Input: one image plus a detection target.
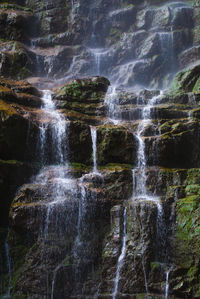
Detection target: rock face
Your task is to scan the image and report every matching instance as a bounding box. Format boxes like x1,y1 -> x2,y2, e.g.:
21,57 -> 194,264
0,0 -> 200,299
0,0 -> 198,87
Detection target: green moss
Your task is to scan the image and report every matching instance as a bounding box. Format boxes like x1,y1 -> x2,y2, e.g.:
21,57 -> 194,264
120,3 -> 134,9
100,163 -> 133,171
70,162 -> 89,170
170,65 -> 200,93
185,184 -> 200,196
0,159 -> 22,165
108,28 -> 122,44
150,261 -> 161,270
176,195 -> 200,265
0,3 -> 32,11
193,77 -> 200,93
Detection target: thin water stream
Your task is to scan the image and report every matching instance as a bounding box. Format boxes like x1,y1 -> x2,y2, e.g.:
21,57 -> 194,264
112,207 -> 127,299
90,126 -> 98,173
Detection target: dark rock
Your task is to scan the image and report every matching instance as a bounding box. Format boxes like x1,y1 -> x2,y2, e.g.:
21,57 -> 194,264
68,121 -> 92,165
0,7 -> 36,43
146,120 -> 200,168
97,124 -> 138,166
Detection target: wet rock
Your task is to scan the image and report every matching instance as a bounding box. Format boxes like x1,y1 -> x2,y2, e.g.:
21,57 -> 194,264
136,33 -> 161,59
97,124 -> 138,166
179,45 -> 200,69
171,168 -> 200,298
171,5 -> 193,29
0,6 -> 36,43
54,76 -> 110,99
151,5 -> 171,29
53,76 -> 110,124
0,160 -> 38,227
0,85 -> 42,108
0,41 -> 34,79
170,64 -> 200,93
0,111 -> 40,162
146,120 -> 200,168
68,121 -> 92,165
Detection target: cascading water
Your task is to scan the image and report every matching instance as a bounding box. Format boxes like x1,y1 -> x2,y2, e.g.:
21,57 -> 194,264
104,86 -> 120,124
2,0 -> 197,297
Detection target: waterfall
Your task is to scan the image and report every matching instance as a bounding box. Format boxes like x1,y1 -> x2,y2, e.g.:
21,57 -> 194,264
90,126 -> 98,173
133,93 -> 162,198
34,90 -> 73,296
165,270 -> 170,299
105,86 -> 120,124
41,90 -> 68,165
112,207 -> 127,299
2,0 -> 197,297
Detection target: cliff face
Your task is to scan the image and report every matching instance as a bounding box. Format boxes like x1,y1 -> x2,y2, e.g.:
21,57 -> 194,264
1,0 -> 200,298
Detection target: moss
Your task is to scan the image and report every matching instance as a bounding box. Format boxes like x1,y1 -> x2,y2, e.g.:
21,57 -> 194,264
0,3 -> 32,12
108,28 -> 122,44
120,3 -> 134,9
0,159 -> 22,165
150,261 -> 161,270
100,163 -> 133,171
193,77 -> 200,93
55,77 -> 110,99
0,99 -> 17,120
176,190 -> 200,267
70,162 -> 90,170
170,65 -> 200,94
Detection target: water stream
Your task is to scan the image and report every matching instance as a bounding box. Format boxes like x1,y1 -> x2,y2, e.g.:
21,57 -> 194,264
112,207 -> 127,299
165,269 -> 170,299
90,126 -> 98,173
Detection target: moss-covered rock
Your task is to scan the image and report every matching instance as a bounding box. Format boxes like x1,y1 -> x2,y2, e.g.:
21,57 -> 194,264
172,169 -> 200,297
170,64 -> 200,94
54,76 -> 110,101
